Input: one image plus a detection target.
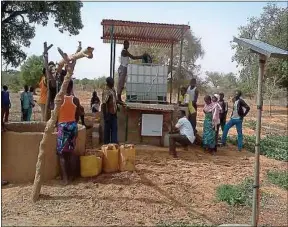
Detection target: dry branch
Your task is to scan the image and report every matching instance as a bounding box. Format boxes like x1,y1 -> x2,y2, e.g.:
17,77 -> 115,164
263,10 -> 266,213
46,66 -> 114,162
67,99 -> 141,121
32,44 -> 94,202
56,45 -> 93,73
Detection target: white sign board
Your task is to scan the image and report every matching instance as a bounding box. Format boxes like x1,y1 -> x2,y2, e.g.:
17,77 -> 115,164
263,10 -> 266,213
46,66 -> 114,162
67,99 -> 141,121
141,114 -> 163,136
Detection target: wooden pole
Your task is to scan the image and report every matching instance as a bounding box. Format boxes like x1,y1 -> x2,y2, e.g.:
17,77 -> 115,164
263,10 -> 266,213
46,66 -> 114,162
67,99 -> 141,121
113,39 -> 116,79
32,45 -> 94,202
43,42 -> 53,121
251,54 -> 266,227
169,43 -> 174,104
110,25 -> 114,78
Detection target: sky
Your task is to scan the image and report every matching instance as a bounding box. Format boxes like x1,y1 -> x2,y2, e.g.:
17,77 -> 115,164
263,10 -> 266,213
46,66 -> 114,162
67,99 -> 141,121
20,1 -> 287,80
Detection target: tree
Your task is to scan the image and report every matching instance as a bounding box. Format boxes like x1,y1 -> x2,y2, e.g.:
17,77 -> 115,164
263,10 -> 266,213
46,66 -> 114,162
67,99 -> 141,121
263,74 -> 285,116
231,3 -> 288,92
205,71 -> 223,88
1,1 -> 83,67
20,55 -> 43,88
1,69 -> 23,92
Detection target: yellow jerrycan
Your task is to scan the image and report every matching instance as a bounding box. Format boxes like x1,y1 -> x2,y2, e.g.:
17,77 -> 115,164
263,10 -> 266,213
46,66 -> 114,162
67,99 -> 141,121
101,144 -> 119,173
119,144 -> 136,172
80,155 -> 102,177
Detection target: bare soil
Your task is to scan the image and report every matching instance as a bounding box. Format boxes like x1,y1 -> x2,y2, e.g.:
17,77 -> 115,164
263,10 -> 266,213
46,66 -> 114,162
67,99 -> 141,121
2,90 -> 287,226
2,144 -> 287,226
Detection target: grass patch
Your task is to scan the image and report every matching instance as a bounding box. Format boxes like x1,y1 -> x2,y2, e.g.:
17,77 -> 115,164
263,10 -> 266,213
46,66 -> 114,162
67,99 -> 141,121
227,135 -> 288,161
267,170 -> 288,190
216,178 -> 268,207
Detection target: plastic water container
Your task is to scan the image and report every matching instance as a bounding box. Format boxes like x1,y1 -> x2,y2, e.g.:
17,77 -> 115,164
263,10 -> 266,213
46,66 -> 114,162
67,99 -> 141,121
80,155 -> 102,177
119,144 -> 136,172
101,144 -> 119,173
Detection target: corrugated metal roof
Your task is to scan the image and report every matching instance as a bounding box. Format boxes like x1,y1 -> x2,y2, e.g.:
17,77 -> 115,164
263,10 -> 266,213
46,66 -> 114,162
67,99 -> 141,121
233,37 -> 288,59
126,102 -> 175,112
101,19 -> 190,48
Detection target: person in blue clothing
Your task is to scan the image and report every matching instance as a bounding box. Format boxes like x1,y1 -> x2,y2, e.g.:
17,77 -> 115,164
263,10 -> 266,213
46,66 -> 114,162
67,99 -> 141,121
27,86 -> 35,121
1,85 -> 11,126
221,90 -> 250,152
20,85 -> 30,121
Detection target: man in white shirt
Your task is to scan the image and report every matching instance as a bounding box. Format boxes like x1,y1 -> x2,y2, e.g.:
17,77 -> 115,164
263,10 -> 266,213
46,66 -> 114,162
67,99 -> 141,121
117,40 -> 144,104
169,110 -> 195,158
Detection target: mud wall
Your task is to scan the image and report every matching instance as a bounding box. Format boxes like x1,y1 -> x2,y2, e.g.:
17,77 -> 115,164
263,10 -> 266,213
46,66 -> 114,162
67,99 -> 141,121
99,106 -> 176,146
1,122 -> 86,183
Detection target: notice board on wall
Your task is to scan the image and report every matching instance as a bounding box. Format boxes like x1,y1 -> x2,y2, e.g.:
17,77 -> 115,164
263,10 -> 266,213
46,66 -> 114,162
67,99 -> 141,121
141,114 -> 163,136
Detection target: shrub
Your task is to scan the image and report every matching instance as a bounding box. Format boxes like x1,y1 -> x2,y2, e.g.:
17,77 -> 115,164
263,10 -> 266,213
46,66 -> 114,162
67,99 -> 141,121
216,184 -> 245,206
267,170 -> 288,190
216,178 -> 266,207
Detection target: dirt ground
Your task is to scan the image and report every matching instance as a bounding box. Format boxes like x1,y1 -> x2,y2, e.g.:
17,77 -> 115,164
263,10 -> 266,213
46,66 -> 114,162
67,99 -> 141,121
2,90 -> 287,226
2,144 -> 287,226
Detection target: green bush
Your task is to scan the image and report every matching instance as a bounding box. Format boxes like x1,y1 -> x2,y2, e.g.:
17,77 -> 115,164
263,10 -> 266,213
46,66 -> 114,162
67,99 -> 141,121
267,170 -> 288,190
216,178 -> 264,207
216,184 -> 244,206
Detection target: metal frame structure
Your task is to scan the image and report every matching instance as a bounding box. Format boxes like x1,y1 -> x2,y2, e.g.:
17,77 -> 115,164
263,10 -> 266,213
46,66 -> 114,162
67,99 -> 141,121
233,37 -> 288,227
101,19 -> 190,104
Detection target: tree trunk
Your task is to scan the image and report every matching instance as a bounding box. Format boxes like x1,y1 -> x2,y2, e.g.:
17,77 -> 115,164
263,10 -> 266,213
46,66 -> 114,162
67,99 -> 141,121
32,46 -> 94,202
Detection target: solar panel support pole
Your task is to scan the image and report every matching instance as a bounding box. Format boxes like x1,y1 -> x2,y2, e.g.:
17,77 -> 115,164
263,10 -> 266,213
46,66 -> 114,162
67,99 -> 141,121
252,54 -> 266,227
112,39 -> 116,79
110,25 -> 114,78
169,43 -> 174,104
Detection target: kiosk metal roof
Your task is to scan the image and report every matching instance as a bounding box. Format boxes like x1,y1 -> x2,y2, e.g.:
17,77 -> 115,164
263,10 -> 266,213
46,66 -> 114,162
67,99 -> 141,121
233,37 -> 288,59
101,19 -> 190,48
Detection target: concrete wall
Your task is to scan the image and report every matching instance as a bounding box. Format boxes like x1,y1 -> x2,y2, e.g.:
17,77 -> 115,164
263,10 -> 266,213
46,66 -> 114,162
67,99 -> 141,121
1,122 -> 86,183
100,106 -> 176,146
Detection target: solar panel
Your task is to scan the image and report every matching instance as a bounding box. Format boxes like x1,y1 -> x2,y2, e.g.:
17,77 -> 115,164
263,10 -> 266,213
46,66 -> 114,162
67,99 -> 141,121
233,37 -> 288,59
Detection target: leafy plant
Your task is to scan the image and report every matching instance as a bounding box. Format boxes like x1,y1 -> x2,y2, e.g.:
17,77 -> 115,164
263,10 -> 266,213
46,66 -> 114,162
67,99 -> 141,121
227,135 -> 288,161
216,184 -> 244,206
216,178 -> 267,207
267,170 -> 288,190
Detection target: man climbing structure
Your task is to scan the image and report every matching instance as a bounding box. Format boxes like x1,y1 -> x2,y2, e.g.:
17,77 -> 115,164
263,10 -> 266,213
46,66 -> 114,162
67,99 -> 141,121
117,40 -> 145,104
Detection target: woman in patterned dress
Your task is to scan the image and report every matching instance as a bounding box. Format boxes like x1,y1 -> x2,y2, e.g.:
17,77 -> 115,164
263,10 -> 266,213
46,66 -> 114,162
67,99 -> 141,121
202,95 -> 222,153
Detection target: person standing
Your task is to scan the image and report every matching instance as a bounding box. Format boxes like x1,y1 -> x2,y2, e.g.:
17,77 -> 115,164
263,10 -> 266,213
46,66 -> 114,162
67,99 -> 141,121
169,110 -> 195,158
91,91 -> 100,113
218,92 -> 228,132
27,86 -> 35,121
179,86 -> 196,120
102,77 -> 118,144
202,95 -> 222,153
1,85 -> 11,125
186,78 -> 199,134
117,40 -> 144,103
57,80 -> 81,185
38,68 -> 47,121
221,90 -> 250,152
20,85 -> 30,121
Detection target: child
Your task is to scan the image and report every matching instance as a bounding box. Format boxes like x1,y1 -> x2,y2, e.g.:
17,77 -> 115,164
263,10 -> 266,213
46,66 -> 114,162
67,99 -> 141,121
27,86 -> 35,121
90,91 -> 100,113
20,85 -> 30,121
1,85 -> 11,126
